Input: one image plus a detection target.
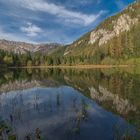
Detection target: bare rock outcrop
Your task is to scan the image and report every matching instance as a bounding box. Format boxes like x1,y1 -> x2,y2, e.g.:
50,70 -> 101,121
89,14 -> 138,46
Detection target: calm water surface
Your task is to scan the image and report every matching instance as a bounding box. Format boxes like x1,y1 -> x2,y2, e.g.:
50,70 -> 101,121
0,68 -> 140,140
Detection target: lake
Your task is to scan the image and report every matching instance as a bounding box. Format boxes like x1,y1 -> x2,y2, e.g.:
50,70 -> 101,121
0,68 -> 140,140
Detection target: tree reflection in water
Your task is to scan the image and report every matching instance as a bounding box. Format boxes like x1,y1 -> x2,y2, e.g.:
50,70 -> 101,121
0,68 -> 140,140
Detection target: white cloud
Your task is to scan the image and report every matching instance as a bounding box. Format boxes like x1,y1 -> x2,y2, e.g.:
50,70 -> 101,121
20,22 -> 43,37
0,26 -> 37,43
12,0 -> 105,26
0,23 -> 71,44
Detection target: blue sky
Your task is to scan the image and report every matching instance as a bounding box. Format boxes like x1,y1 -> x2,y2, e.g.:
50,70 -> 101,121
0,0 -> 135,44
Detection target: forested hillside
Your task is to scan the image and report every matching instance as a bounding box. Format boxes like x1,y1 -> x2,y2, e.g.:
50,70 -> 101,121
63,1 -> 140,65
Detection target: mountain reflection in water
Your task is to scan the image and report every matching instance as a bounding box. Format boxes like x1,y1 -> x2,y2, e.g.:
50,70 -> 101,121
0,68 -> 140,140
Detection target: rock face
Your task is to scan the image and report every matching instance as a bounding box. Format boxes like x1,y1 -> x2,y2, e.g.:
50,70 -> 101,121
0,39 -> 61,54
0,39 -> 34,54
89,14 -> 138,46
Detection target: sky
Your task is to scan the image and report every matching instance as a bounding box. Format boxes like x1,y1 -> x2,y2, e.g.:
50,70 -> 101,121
0,0 -> 135,44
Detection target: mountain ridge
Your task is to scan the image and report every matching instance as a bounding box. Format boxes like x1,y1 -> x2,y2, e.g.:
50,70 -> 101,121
0,39 -> 62,54
63,1 -> 140,57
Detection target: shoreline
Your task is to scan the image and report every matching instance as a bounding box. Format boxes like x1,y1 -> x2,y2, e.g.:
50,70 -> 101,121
10,64 -> 130,69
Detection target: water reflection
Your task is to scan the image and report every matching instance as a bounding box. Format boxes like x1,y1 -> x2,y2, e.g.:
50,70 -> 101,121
0,68 -> 140,140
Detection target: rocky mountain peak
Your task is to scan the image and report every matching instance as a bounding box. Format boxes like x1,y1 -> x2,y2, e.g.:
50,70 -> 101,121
0,39 -> 61,54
